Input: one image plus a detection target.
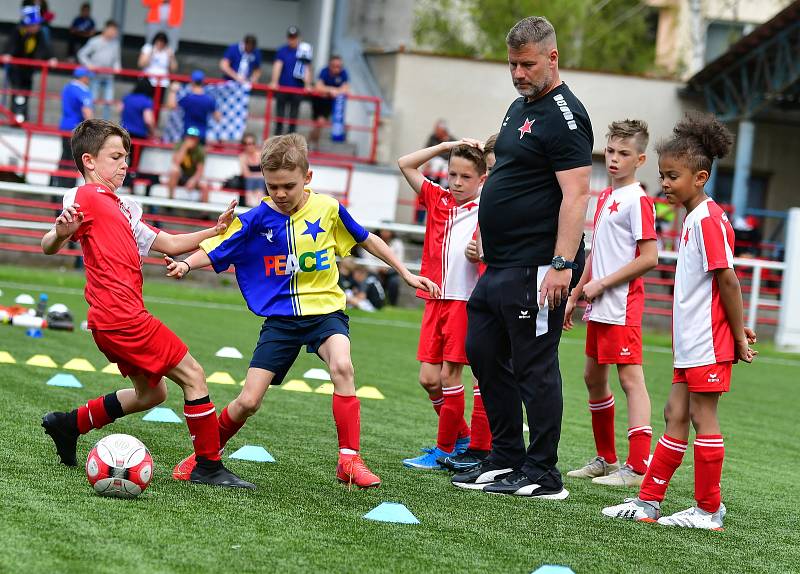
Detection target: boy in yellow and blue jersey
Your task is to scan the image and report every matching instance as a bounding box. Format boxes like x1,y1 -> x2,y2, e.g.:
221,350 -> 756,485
166,133 -> 440,488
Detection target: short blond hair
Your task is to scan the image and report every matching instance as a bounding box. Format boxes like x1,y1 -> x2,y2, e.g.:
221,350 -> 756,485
607,119 -> 649,153
260,133 -> 309,173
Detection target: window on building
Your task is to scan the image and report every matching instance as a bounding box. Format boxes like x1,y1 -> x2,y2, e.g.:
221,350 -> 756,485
705,20 -> 756,63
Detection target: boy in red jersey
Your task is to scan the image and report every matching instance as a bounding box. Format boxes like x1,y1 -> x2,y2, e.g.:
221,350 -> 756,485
564,120 -> 658,487
603,112 -> 757,529
441,134 -> 497,472
40,119 -> 253,489
398,138 -> 486,469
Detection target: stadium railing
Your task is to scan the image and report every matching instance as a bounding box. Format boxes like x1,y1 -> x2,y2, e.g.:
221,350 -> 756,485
0,56 -> 381,164
0,181 -> 787,334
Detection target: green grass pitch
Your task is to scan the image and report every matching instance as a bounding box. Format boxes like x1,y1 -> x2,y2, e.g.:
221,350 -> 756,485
0,264 -> 798,574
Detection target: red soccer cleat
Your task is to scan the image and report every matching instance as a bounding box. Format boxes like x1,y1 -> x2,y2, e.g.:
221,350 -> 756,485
172,453 -> 196,481
336,454 -> 381,489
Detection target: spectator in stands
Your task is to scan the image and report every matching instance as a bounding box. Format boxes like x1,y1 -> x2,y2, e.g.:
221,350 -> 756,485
22,0 -> 55,47
309,54 -> 350,148
143,0 -> 183,52
120,78 -> 156,174
220,34 -> 262,85
138,31 -> 177,102
358,228 -> 404,306
2,6 -> 56,123
67,3 -> 95,61
167,70 -> 221,144
338,259 -> 382,312
50,67 -> 94,189
415,119 -> 454,222
425,119 -> 455,159
238,132 -> 265,207
270,26 -> 313,135
167,126 -> 208,202
77,20 -> 122,120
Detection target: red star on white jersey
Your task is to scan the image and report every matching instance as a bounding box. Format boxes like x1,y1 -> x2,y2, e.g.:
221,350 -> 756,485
462,202 -> 478,211
517,117 -> 535,139
608,200 -> 620,214
683,228 -> 690,246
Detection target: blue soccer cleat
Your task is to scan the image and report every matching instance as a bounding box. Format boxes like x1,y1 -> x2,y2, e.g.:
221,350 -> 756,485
403,447 -> 453,470
454,436 -> 471,455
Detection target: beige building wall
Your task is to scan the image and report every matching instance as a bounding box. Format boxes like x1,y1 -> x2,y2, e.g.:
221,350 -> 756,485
648,0 -> 791,77
369,52 -> 695,221
370,51 -> 799,227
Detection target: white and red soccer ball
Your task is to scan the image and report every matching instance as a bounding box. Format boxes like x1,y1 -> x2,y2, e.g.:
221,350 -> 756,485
86,434 -> 153,498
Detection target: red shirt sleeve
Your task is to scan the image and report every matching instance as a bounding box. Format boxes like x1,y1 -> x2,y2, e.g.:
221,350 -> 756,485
419,178 -> 441,211
700,215 -> 734,272
633,195 -> 658,241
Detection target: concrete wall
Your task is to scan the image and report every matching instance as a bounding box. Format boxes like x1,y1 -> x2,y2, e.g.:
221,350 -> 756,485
368,51 -> 698,221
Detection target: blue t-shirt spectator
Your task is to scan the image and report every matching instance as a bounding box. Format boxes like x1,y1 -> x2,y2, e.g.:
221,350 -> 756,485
319,66 -> 349,88
59,81 -> 93,131
275,43 -> 313,88
121,92 -> 154,138
222,42 -> 262,81
179,93 -> 217,140
71,15 -> 95,34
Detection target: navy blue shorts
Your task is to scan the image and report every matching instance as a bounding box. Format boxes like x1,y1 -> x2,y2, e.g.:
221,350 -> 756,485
249,311 -> 350,385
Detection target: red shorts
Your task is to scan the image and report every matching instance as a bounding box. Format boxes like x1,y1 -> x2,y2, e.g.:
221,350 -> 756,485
673,362 -> 732,393
417,299 -> 469,365
92,314 -> 188,386
585,321 -> 643,365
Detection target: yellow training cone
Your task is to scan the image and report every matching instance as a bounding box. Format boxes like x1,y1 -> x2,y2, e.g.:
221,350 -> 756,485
207,371 -> 237,385
282,379 -> 313,393
314,383 -> 335,395
102,363 -> 122,375
0,351 -> 16,364
26,355 -> 58,368
356,386 -> 385,400
63,358 -> 96,372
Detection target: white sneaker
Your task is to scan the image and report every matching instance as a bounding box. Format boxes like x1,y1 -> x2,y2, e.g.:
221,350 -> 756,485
657,504 -> 726,530
601,497 -> 660,522
567,456 -> 619,479
592,464 -> 644,487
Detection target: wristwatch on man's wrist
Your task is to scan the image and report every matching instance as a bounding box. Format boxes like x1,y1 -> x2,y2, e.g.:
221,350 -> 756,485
551,256 -> 578,271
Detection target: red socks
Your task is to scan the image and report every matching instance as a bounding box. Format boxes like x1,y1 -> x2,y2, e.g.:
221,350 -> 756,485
429,393 -> 443,415
332,393 -> 361,452
436,384 -> 466,453
589,395 -> 617,464
626,425 -> 653,474
469,384 -> 491,451
75,393 -> 124,435
218,406 -> 246,449
694,435 -> 724,512
638,434 -> 687,502
184,398 -> 221,462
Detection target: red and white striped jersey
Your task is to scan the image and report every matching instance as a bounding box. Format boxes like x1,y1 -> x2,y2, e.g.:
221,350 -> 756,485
673,199 -> 735,368
417,179 -> 480,300
586,183 -> 656,326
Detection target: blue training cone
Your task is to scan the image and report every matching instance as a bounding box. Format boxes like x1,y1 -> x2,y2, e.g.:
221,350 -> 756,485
363,503 -> 419,525
46,373 -> 82,388
531,566 -> 575,574
142,407 -> 182,423
228,445 -> 275,462
26,328 -> 43,338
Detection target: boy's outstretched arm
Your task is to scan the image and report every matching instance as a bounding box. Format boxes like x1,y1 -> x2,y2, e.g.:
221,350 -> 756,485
42,203 -> 84,255
359,233 -> 441,298
164,249 -> 212,279
715,267 -> 758,363
151,200 -> 237,256
397,138 -> 482,194
582,239 -> 658,302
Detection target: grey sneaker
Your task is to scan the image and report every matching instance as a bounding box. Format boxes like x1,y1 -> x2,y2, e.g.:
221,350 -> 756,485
602,497 -> 661,522
657,504 -> 726,530
592,463 -> 644,487
566,456 -> 619,479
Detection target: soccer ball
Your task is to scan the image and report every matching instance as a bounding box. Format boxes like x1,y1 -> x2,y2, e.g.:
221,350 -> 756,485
86,434 -> 153,498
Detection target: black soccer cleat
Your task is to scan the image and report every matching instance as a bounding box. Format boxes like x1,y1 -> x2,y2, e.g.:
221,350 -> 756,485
437,449 -> 489,472
42,411 -> 79,467
451,460 -> 513,490
189,463 -> 256,489
482,470 -> 569,500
